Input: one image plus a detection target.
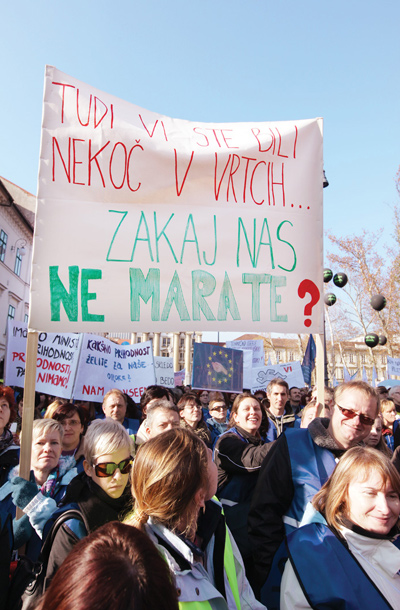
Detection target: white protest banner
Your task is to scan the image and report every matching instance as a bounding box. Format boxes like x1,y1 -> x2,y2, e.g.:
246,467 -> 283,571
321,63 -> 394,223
154,356 -> 174,388
251,361 -> 305,393
5,320 -> 81,399
5,321 -> 27,387
29,66 -> 324,335
72,335 -> 155,401
387,356 -> 400,378
242,349 -> 254,389
227,345 -> 253,389
226,339 -> 265,367
175,370 -> 185,386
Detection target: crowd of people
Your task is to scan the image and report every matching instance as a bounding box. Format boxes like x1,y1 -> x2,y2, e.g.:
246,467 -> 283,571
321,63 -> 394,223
1,377 -> 400,609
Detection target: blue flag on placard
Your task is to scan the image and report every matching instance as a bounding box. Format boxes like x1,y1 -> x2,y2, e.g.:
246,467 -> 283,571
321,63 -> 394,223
301,335 -> 316,385
191,343 -> 243,393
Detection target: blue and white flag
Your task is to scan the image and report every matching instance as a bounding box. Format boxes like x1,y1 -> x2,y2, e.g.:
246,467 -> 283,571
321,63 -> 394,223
301,335 -> 316,385
343,365 -> 358,382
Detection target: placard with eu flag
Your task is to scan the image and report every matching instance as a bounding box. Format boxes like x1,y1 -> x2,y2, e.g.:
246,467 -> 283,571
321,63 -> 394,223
192,343 -> 243,392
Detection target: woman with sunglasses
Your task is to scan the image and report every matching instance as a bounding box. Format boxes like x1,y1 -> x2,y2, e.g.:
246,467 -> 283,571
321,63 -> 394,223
43,418 -> 133,584
206,398 -> 229,447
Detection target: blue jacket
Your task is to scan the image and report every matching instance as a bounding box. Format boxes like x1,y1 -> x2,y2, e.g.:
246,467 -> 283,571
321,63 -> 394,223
285,521 -> 395,609
283,427 -> 336,532
265,407 -> 298,442
248,419 -> 340,606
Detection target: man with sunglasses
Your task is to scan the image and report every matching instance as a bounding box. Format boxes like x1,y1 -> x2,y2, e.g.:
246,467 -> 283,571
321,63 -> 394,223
248,380 -> 379,603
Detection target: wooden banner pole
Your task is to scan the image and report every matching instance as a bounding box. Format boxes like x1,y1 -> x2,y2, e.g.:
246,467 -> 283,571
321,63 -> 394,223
315,333 -> 325,405
16,330 -> 38,520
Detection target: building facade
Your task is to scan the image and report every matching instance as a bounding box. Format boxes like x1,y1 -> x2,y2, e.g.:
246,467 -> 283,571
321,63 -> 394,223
107,331 -> 397,387
0,177 -> 35,377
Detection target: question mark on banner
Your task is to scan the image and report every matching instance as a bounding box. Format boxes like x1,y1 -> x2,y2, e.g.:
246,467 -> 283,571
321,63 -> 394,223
298,280 -> 320,327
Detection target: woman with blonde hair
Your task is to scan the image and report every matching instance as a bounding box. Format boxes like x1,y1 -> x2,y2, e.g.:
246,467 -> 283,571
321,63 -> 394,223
9,419 -> 77,560
281,446 -> 400,609
381,398 -> 397,452
127,427 -> 265,609
43,398 -> 67,420
298,399 -> 331,428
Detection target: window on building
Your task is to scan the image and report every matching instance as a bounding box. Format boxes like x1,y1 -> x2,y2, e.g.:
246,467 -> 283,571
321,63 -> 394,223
180,338 -> 185,347
8,305 -> 16,321
361,354 -> 366,364
349,353 -> 355,364
381,355 -> 386,365
0,230 -> 7,262
24,313 -> 29,323
14,248 -> 22,276
276,351 -> 281,362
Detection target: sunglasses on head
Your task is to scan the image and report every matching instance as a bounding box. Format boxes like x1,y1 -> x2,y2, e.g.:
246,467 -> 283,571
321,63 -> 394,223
93,457 -> 132,478
336,404 -> 375,426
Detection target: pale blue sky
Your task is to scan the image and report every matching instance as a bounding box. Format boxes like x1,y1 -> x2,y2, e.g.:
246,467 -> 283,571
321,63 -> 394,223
2,0 -> 399,272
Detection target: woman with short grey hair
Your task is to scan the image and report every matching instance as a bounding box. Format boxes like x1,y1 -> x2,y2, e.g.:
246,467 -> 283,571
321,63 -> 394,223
8,418 -> 77,560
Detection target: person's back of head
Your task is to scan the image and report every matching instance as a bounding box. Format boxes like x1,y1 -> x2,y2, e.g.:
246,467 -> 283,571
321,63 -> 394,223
129,428 -> 209,535
34,521 -> 178,610
140,385 -> 173,417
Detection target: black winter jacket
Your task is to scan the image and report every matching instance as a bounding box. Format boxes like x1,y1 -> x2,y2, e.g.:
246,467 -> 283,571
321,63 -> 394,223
45,472 -> 131,583
247,417 -> 345,588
